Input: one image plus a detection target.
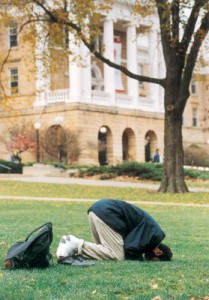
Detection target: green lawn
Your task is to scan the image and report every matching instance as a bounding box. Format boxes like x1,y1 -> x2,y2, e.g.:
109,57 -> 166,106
0,181 -> 209,299
0,180 -> 209,204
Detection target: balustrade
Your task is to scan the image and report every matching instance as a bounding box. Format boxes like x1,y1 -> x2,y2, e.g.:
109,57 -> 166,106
35,88 -> 161,112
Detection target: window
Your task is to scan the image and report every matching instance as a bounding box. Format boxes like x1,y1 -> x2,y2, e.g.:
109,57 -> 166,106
10,68 -> 18,94
114,35 -> 121,42
9,22 -> 18,48
138,64 -> 144,86
91,64 -> 104,90
95,34 -> 103,53
192,108 -> 198,127
191,81 -> 196,94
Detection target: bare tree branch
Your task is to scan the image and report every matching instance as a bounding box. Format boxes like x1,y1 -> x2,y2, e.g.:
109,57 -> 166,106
183,10 -> 209,85
171,0 -> 180,43
180,0 -> 207,56
155,0 -> 172,65
0,48 -> 11,97
178,10 -> 209,112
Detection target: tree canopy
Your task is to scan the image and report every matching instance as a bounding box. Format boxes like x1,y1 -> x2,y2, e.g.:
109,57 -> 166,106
1,1 -> 208,87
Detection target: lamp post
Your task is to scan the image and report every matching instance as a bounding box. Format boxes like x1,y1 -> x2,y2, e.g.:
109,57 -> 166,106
54,116 -> 64,167
99,126 -> 107,165
34,122 -> 41,163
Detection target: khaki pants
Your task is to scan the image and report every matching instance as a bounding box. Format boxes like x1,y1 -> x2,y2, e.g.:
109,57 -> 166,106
78,212 -> 124,261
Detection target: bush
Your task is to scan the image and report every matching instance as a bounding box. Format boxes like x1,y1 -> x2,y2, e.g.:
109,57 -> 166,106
112,162 -> 163,181
78,162 -> 163,181
79,165 -> 110,177
0,159 -> 23,174
78,162 -> 209,182
184,144 -> 209,167
184,168 -> 209,181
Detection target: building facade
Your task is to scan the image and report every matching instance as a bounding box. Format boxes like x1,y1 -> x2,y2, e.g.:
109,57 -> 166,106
0,1 -> 209,166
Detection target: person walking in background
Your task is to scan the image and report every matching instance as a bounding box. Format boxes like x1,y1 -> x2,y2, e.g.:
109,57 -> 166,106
56,199 -> 173,263
153,148 -> 160,163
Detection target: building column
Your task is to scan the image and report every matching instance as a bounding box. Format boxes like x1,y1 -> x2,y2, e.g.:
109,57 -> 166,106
80,40 -> 92,101
34,21 -> 50,107
126,23 -> 138,104
68,32 -> 82,101
112,135 -> 123,164
148,29 -> 160,109
103,17 -> 115,103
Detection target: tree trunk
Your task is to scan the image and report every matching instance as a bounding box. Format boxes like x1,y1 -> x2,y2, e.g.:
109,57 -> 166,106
159,110 -> 189,193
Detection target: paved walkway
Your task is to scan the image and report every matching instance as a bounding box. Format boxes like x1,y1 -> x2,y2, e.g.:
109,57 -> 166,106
0,175 -> 159,189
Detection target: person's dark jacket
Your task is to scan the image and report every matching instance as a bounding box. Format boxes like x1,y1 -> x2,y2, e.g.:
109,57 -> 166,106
88,199 -> 165,260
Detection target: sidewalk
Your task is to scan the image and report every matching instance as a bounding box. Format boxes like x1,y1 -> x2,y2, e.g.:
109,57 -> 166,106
0,173 -> 159,189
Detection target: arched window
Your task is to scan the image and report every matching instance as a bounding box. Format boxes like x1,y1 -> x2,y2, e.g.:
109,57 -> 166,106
91,63 -> 104,90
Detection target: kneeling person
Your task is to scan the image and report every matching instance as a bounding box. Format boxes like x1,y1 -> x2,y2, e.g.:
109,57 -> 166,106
56,199 -> 173,262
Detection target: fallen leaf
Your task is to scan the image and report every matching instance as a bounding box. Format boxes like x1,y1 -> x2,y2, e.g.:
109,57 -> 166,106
151,284 -> 158,289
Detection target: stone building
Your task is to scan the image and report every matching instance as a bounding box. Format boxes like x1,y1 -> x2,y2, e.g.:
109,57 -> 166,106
0,1 -> 209,166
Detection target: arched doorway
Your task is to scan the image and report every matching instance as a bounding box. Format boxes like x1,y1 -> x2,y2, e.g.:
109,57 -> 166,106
144,130 -> 157,162
98,126 -> 112,165
122,128 -> 136,162
43,125 -> 68,164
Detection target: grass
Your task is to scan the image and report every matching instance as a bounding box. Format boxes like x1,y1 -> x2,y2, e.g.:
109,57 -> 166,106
185,179 -> 209,189
0,180 -> 209,204
0,180 -> 209,299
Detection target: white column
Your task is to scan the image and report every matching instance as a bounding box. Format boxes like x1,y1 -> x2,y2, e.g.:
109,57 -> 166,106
127,23 -> 138,103
68,32 -> 82,101
158,31 -> 166,110
103,17 -> 115,103
34,21 -> 50,107
80,41 -> 91,101
149,29 -> 160,109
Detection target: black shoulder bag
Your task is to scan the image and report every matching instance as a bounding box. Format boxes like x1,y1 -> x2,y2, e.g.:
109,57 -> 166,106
5,222 -> 53,269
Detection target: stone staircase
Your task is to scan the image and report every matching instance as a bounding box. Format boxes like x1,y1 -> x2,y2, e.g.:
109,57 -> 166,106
23,164 -> 78,177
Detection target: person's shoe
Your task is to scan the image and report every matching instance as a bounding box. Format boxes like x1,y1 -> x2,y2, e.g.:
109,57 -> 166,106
56,235 -> 78,259
57,255 -> 95,267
